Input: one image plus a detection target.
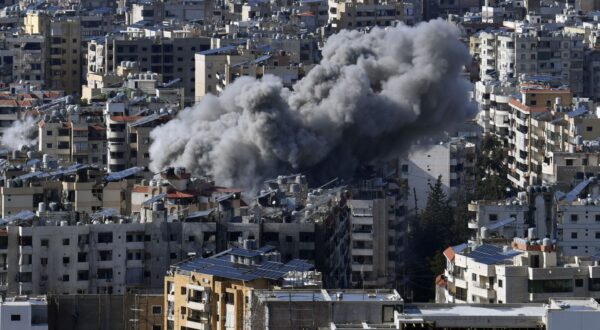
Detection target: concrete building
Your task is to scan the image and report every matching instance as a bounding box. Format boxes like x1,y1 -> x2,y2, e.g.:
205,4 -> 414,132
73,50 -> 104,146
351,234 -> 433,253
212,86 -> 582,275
475,29 -> 584,95
250,289 -> 403,329
24,11 -> 82,96
87,29 -> 211,104
438,236 -> 600,304
47,293 -> 162,330
327,0 -> 404,31
401,138 -> 476,212
0,296 -> 47,330
164,246 -> 320,330
347,175 -> 407,289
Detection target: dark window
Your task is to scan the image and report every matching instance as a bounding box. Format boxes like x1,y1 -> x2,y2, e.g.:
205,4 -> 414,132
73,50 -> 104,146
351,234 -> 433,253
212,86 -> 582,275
571,232 -> 578,239
576,279 -> 584,287
152,305 -> 162,315
41,239 -> 48,247
98,232 -> 113,243
62,238 -> 70,246
571,214 -> 578,222
489,214 -> 498,221
11,314 -> 20,321
63,257 -> 70,264
77,270 -> 89,281
299,232 -> 315,242
528,279 -> 572,293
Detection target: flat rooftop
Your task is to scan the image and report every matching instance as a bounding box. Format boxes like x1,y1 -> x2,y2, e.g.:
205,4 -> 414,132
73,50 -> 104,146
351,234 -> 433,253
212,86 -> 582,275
404,304 -> 545,318
256,289 -> 402,303
549,298 -> 600,312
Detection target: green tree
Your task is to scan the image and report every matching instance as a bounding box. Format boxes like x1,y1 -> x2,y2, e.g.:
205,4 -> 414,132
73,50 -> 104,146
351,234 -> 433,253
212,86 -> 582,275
408,176 -> 455,301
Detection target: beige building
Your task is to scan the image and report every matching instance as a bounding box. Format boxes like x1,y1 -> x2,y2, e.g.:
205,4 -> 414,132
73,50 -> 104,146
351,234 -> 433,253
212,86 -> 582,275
164,246 -> 319,330
24,12 -> 82,96
327,0 -> 403,31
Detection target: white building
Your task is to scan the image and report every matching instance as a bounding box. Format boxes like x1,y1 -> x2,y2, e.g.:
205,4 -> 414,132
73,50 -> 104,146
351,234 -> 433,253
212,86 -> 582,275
438,236 -> 600,305
0,296 -> 47,330
401,138 -> 476,212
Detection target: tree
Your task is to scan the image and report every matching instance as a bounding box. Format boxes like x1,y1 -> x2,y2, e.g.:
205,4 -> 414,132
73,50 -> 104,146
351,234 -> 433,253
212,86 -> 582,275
407,176 -> 455,301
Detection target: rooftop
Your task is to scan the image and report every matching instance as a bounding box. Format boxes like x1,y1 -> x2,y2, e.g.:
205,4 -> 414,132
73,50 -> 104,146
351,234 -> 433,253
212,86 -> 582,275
255,289 -> 402,303
172,246 -> 314,282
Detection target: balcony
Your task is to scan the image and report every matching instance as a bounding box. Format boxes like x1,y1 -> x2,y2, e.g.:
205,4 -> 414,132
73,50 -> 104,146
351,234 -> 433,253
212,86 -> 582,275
351,248 -> 373,256
470,282 -> 496,299
351,232 -> 372,241
187,300 -> 207,312
185,319 -> 209,330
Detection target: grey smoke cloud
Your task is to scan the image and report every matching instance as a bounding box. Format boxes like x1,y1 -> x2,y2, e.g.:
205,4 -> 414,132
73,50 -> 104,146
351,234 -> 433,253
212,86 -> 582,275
1,117 -> 37,151
149,20 -> 476,190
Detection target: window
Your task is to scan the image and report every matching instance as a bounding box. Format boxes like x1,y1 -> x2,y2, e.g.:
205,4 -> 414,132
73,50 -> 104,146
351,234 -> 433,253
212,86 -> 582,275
11,314 -> 20,321
46,143 -> 52,148
152,326 -> 161,330
576,279 -> 584,287
78,252 -> 88,262
596,214 -> 600,222
285,236 -> 293,242
299,232 -> 315,242
170,253 -> 177,259
40,258 -> 47,265
46,131 -> 52,136
41,239 -> 48,247
98,232 -> 113,243
489,214 -> 498,221
587,126 -> 593,132
597,232 -> 600,239
97,268 -> 113,280
62,238 -> 70,246
63,257 -> 70,264
472,273 -> 477,281
77,270 -> 89,281
571,214 -> 578,222
566,159 -> 574,166
99,250 -> 112,261
528,279 -> 572,293
152,305 -> 162,315
571,232 -> 578,239
181,287 -> 187,295
498,279 -> 503,288
62,274 -> 69,282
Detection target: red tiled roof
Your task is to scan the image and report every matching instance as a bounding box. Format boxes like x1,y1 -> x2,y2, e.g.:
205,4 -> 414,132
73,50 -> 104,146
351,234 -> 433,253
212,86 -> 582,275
443,246 -> 456,261
167,191 -> 196,199
0,100 -> 17,107
111,116 -> 142,122
133,186 -> 150,193
508,98 -> 548,113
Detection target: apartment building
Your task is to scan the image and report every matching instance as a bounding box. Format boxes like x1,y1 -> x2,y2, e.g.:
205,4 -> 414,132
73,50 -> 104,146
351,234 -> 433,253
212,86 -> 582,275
0,204 -> 227,296
476,29 -> 584,95
164,246 -> 319,330
24,11 -> 82,95
38,113 -> 106,166
474,79 -> 513,137
401,138 -> 476,212
347,175 -> 407,289
87,29 -> 211,104
327,0 -> 403,31
0,162 -> 138,217
438,236 -> 600,304
506,84 -> 573,188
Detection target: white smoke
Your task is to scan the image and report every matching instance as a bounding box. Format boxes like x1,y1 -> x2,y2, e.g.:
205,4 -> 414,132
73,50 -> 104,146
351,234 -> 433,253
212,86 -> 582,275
1,117 -> 37,151
149,20 -> 477,190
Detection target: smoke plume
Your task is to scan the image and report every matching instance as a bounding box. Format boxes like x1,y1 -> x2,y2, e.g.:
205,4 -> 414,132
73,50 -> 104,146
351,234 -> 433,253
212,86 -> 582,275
1,117 -> 37,151
149,20 -> 476,190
